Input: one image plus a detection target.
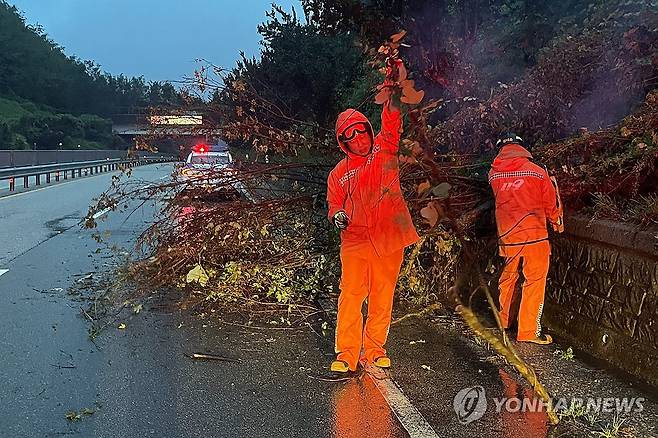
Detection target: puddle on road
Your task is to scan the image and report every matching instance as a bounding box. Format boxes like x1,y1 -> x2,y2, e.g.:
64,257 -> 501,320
496,369 -> 551,436
45,213 -> 82,236
331,375 -> 403,437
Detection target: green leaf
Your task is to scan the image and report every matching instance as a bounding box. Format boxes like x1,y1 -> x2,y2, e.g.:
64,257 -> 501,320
186,264 -> 210,287
65,410 -> 81,422
431,183 -> 451,199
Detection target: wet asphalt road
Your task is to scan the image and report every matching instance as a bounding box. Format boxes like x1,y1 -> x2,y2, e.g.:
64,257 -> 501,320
3,162 -> 647,437
0,164 -> 406,437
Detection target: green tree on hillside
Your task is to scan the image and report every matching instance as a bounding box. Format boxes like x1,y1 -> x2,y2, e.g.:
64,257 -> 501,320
0,1 -> 184,149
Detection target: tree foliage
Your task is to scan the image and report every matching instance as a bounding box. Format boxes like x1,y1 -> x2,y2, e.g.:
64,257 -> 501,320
203,5 -> 367,154
0,1 -> 182,116
302,0 -> 655,113
431,3 -> 658,154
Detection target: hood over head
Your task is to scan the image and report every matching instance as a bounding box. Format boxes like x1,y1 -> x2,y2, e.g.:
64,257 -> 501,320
492,143 -> 533,172
335,108 -> 374,157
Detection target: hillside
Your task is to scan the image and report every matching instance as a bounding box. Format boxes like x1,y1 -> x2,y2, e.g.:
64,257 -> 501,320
0,1 -> 182,150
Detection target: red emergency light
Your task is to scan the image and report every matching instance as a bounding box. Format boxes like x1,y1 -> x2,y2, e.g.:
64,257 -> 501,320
193,143 -> 208,154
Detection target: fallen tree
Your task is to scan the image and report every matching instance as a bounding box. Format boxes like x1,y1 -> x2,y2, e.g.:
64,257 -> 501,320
83,3 -> 658,426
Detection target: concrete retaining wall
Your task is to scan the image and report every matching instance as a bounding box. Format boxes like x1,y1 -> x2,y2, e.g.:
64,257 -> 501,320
544,216 -> 658,386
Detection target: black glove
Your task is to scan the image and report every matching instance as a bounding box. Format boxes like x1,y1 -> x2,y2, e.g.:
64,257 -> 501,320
333,211 -> 349,230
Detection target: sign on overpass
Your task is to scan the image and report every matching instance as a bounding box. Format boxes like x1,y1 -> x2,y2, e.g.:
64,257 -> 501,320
112,114 -> 217,136
148,115 -> 203,126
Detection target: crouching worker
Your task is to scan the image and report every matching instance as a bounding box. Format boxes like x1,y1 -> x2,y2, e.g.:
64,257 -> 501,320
326,71 -> 419,374
489,133 -> 564,345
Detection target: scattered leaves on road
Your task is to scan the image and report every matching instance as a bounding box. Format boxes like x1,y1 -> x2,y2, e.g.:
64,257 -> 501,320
554,346 -> 575,361
65,408 -> 94,422
65,411 -> 81,422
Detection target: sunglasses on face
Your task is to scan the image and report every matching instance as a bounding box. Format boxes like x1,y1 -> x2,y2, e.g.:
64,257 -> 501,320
339,123 -> 370,142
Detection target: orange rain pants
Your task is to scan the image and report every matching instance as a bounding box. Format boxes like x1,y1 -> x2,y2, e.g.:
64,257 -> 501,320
498,241 -> 550,341
336,242 -> 404,371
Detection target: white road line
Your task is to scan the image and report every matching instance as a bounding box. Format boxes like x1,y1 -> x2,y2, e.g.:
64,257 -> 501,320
0,269 -> 8,277
92,207 -> 112,219
367,366 -> 440,438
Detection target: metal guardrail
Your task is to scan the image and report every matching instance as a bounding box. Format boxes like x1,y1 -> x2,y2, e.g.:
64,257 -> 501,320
0,156 -> 176,192
0,149 -> 175,169
0,150 -> 122,168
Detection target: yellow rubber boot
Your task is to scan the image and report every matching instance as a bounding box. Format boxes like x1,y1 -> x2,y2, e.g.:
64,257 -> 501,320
330,360 -> 350,373
520,334 -> 553,345
373,356 -> 391,368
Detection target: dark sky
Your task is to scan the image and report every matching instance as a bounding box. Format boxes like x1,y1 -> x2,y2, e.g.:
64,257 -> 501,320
8,0 -> 302,83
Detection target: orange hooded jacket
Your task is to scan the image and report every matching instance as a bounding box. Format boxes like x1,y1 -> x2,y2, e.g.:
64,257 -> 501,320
327,106 -> 419,256
488,144 -> 562,257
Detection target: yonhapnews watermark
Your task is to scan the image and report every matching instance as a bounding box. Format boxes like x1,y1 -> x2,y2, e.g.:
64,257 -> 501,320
453,386 -> 644,425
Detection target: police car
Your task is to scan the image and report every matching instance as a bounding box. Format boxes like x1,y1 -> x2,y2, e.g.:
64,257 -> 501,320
181,141 -> 233,179
178,141 -> 251,201
179,141 -> 233,191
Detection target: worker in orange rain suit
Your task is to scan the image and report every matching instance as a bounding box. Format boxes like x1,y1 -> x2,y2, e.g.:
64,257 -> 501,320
326,99 -> 419,373
489,132 -> 564,345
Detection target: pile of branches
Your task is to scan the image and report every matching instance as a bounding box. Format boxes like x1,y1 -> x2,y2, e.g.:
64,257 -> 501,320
88,161 -> 342,310
86,32 -> 470,310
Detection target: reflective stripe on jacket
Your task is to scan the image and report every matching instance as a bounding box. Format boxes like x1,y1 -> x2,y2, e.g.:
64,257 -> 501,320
489,144 -> 561,257
327,106 -> 419,256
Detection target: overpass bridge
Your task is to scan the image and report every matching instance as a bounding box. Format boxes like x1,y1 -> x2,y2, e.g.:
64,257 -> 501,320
111,113 -> 223,158
111,113 -> 221,137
